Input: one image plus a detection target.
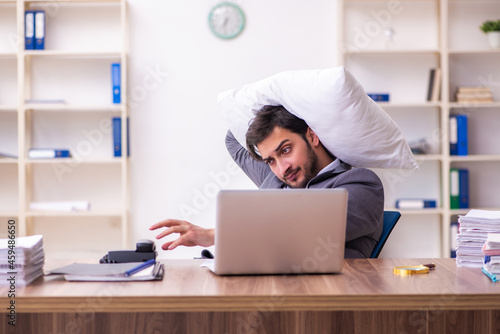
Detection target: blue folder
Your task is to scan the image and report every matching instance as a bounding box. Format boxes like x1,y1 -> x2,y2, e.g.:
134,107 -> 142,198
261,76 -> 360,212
25,11 -> 35,50
112,63 -> 121,104
34,11 -> 45,50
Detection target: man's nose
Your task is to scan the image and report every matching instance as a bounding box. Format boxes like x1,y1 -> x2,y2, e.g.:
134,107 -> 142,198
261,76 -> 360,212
276,159 -> 291,177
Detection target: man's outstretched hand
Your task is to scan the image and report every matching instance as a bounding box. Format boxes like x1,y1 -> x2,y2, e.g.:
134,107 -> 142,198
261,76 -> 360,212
149,219 -> 214,251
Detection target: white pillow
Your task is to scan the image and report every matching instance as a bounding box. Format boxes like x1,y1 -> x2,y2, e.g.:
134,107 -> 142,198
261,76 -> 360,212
218,66 -> 418,169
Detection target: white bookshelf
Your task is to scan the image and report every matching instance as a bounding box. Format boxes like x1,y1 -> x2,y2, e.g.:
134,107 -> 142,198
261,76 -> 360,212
0,0 -> 129,258
339,0 -> 500,258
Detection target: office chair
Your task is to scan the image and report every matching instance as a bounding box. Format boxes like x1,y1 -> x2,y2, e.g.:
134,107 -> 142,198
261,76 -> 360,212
370,211 -> 401,258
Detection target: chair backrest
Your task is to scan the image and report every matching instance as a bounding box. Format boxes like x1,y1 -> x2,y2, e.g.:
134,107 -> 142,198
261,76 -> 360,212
370,211 -> 401,258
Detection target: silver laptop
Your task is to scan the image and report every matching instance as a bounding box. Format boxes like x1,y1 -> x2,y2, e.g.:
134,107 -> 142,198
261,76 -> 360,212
210,188 -> 348,275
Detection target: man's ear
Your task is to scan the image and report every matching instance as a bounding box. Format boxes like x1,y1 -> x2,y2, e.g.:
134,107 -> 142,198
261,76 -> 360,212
306,128 -> 321,147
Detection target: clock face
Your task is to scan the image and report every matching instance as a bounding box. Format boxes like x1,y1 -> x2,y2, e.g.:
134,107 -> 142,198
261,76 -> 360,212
208,2 -> 245,40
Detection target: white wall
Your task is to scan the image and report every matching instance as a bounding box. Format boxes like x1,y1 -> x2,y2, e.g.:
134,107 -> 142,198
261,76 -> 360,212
127,0 -> 339,259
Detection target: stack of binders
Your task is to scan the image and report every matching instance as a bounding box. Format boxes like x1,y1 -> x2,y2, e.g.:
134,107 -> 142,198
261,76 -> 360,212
0,235 -> 45,287
456,210 -> 500,268
25,11 -> 45,50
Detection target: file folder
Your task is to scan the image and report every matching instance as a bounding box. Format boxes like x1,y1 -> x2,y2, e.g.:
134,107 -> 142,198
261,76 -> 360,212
112,63 -> 121,104
34,11 -> 45,50
449,116 -> 457,155
450,169 -> 460,209
25,11 -> 35,50
459,169 -> 469,209
456,115 -> 468,156
450,114 -> 468,156
28,148 -> 71,159
112,117 -> 129,157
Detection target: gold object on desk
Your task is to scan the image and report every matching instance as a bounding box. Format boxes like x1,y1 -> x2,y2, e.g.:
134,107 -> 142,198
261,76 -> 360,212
393,263 -> 436,276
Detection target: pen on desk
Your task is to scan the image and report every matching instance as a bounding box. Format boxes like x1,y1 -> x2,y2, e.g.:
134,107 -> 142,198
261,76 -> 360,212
124,259 -> 156,277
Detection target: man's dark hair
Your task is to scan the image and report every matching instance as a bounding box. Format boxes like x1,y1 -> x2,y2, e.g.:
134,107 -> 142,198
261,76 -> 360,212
245,105 -> 309,161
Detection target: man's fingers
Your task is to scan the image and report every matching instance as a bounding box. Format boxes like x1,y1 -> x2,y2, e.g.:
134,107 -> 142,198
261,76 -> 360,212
167,235 -> 188,250
154,225 -> 187,240
161,241 -> 174,250
149,219 -> 186,231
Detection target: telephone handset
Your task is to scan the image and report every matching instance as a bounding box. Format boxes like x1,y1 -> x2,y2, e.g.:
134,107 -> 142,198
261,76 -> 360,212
99,239 -> 157,263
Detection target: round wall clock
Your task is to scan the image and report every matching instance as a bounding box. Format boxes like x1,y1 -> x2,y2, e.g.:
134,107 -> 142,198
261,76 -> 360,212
208,2 -> 245,40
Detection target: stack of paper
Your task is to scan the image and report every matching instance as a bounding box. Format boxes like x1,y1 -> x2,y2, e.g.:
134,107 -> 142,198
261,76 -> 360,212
456,210 -> 500,267
482,233 -> 500,279
0,235 -> 45,286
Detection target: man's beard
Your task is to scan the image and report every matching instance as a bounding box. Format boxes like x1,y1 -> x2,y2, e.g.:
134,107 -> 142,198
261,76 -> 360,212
284,141 -> 321,189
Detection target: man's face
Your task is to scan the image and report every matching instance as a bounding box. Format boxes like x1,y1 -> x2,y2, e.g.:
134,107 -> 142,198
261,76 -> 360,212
257,127 -> 321,188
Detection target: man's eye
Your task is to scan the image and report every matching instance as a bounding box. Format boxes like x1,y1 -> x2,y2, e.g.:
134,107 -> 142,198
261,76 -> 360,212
282,147 -> 291,154
266,159 -> 275,166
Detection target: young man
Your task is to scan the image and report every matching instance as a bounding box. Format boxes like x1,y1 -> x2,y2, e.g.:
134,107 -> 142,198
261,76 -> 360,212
150,105 -> 384,258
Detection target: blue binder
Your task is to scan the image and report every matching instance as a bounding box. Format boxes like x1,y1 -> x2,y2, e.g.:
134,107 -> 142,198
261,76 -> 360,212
449,115 -> 457,155
395,199 -> 437,209
34,11 -> 45,50
25,11 -> 35,50
112,63 -> 121,104
459,168 -> 469,209
450,114 -> 468,156
367,93 -> 390,102
456,114 -> 468,156
28,148 -> 71,159
112,117 -> 129,157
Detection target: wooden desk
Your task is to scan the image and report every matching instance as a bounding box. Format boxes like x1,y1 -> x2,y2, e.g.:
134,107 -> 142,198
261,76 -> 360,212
1,258 -> 500,334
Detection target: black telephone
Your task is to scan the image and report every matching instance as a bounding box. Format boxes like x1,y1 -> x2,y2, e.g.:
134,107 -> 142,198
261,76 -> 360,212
99,239 -> 157,263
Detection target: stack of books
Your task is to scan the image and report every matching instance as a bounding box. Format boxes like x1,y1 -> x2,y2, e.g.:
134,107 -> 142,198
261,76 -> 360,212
456,210 -> 500,267
0,235 -> 45,287
456,86 -> 493,104
482,233 -> 500,281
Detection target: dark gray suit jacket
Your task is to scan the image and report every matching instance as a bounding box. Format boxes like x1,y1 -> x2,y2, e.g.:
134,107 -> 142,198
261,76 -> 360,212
226,130 -> 384,258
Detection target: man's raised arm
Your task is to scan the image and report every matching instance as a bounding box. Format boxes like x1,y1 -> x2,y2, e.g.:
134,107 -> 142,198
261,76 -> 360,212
225,130 -> 271,188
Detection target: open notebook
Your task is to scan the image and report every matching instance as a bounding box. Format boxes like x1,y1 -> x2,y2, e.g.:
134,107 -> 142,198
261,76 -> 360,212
46,261 -> 164,282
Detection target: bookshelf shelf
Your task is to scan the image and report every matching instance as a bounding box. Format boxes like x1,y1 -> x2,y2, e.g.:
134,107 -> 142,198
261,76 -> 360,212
24,0 -> 121,3
340,0 -> 500,258
449,102 -> 500,108
377,102 -> 441,108
0,52 -> 16,58
26,158 -> 123,164
0,106 -> 17,111
0,0 -> 129,258
450,155 -> 500,162
25,104 -> 123,112
0,159 -> 18,164
344,49 -> 440,55
414,154 -> 443,162
23,50 -> 122,58
387,208 -> 444,216
0,211 -> 18,217
450,207 -> 500,216
26,211 -> 123,217
449,49 -> 500,55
